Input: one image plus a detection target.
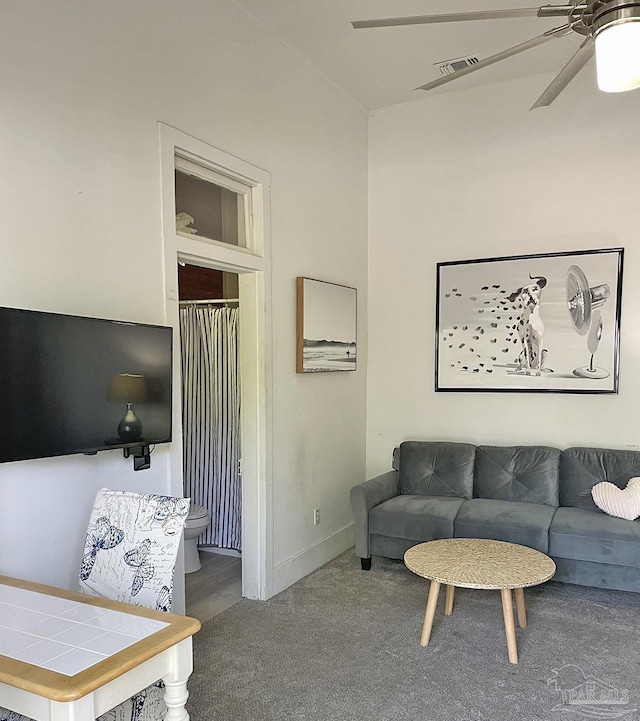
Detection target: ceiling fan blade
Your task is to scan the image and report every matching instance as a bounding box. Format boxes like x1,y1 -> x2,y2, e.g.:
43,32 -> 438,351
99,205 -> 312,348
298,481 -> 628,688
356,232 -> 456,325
415,24 -> 572,93
530,39 -> 595,109
352,6 -> 574,29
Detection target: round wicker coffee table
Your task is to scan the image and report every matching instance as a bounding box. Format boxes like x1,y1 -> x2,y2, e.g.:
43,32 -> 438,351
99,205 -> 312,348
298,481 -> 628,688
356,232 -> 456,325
404,538 -> 556,664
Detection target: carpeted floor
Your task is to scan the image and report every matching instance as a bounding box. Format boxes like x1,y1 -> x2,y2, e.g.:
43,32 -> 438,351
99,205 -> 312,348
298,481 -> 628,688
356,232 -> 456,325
187,550 -> 640,721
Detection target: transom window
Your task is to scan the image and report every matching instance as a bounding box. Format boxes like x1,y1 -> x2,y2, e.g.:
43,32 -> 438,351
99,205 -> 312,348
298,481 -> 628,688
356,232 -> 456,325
174,156 -> 250,249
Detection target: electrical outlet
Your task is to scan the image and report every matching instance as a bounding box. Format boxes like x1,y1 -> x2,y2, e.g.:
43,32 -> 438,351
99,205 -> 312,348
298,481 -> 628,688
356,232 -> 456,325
313,508 -> 320,526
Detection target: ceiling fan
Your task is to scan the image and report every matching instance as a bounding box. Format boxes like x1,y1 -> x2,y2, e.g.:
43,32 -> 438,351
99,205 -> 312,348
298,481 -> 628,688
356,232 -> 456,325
352,2 -> 640,109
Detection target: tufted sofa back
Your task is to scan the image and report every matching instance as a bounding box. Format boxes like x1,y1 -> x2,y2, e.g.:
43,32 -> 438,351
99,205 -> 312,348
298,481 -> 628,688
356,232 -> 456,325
395,441 -> 640,510
398,441 -> 475,499
560,446 -> 640,510
474,445 -> 560,506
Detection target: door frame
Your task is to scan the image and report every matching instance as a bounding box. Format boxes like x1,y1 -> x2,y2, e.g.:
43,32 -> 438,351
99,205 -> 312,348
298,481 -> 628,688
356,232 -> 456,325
159,123 -> 273,609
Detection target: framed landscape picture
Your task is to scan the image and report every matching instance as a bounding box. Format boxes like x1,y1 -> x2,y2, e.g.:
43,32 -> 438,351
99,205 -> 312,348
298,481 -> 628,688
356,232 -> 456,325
436,248 -> 623,393
296,277 -> 357,373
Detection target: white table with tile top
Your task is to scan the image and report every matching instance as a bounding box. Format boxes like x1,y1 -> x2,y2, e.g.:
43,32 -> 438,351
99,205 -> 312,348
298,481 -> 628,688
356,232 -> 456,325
0,575 -> 201,721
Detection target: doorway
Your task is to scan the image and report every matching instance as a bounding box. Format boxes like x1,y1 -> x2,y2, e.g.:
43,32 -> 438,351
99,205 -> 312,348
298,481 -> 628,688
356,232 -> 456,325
178,263 -> 243,622
160,123 -> 273,611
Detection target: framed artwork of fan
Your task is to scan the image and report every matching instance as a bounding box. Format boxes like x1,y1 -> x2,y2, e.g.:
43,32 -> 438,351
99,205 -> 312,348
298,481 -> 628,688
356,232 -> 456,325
436,247 -> 623,393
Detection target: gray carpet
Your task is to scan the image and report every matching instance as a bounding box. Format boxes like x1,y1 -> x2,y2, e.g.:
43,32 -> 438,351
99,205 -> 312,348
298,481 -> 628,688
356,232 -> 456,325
187,550 -> 640,721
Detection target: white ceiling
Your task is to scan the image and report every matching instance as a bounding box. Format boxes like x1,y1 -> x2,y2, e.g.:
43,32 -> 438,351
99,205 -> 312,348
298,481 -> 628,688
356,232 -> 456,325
233,0 -> 589,110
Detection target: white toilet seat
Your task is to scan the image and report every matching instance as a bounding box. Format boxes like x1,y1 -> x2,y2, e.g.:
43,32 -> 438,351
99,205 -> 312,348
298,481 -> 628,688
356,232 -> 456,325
186,504 -> 208,524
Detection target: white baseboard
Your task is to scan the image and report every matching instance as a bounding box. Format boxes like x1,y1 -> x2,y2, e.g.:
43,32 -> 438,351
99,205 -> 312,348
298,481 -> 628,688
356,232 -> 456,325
270,522 -> 354,598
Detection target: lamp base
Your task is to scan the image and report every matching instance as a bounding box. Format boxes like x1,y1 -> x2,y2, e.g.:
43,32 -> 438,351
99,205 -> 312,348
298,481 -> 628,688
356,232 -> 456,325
117,403 -> 142,442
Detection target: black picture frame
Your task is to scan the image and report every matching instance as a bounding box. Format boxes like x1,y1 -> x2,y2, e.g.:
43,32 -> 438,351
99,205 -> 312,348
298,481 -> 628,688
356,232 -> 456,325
435,247 -> 624,393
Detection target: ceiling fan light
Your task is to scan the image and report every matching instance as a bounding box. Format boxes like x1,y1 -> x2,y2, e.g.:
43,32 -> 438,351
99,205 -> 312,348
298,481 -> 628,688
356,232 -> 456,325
595,20 -> 640,93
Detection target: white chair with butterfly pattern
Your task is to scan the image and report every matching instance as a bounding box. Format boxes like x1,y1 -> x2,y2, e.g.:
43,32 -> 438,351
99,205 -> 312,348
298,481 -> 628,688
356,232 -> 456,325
0,488 -> 190,721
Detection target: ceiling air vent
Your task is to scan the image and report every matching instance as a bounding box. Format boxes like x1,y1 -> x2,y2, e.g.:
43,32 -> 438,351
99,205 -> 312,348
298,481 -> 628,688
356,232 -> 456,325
434,56 -> 479,76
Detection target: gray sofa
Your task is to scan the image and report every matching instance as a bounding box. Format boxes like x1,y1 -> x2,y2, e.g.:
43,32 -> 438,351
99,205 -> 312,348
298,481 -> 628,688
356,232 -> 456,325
351,441 -> 640,592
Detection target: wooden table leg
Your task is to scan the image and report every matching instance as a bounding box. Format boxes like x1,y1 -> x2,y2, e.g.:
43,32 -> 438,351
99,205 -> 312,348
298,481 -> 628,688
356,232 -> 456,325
500,588 -> 518,664
514,587 -> 527,628
444,584 -> 455,616
420,580 -> 441,646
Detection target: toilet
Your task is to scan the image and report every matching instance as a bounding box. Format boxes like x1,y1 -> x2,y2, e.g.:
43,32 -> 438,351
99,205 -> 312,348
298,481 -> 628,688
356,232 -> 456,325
183,504 -> 210,573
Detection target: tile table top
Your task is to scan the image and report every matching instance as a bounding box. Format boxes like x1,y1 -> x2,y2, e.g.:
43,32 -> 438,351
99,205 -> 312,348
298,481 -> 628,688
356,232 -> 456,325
0,582 -> 168,676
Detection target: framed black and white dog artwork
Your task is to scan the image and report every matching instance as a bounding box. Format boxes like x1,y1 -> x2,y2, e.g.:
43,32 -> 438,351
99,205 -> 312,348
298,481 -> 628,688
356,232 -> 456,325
435,248 -> 623,393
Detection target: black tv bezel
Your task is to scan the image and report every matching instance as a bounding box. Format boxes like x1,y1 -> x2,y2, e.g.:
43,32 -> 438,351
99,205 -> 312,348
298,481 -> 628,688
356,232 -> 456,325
0,306 -> 173,464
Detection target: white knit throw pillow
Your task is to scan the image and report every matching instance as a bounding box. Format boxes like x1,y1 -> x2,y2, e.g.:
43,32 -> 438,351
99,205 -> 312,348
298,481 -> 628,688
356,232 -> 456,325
591,477 -> 640,521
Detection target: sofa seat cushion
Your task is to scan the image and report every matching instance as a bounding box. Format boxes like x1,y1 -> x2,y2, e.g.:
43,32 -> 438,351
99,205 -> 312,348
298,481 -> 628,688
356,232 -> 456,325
453,499 -> 556,553
549,507 -> 640,569
369,495 -> 465,542
398,441 -> 475,499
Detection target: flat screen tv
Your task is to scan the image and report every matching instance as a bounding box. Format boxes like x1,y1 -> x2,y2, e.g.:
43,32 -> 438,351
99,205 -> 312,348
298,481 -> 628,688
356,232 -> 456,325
0,307 -> 172,464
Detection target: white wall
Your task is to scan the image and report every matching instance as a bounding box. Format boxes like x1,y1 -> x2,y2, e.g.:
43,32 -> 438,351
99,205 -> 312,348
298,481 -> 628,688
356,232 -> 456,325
0,0 -> 368,593
367,71 -> 640,476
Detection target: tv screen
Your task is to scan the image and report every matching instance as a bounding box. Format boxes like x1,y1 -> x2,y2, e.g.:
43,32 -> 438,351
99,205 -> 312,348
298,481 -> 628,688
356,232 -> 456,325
0,307 -> 172,463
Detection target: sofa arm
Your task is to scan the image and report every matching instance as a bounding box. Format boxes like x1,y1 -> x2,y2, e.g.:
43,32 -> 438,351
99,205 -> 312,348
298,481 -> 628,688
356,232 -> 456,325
350,470 -> 399,561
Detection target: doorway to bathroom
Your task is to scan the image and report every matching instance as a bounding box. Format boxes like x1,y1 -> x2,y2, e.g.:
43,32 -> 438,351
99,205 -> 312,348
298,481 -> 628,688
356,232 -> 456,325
160,123 -> 273,612
178,262 -> 243,622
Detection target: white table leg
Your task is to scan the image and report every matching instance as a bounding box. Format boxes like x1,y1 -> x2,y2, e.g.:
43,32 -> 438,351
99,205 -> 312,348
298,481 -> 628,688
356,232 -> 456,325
164,680 -> 190,721
162,637 -> 194,721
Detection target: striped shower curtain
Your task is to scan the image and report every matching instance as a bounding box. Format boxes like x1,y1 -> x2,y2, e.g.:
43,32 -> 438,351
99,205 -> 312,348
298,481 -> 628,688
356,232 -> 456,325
179,305 -> 241,551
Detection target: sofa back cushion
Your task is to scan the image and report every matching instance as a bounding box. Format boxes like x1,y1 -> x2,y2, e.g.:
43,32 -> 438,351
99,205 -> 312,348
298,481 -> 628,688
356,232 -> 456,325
560,447 -> 640,510
398,441 -> 475,498
475,445 -> 560,506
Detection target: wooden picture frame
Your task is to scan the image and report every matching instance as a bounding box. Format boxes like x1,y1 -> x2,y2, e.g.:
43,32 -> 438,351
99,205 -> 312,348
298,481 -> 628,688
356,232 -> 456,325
436,248 -> 623,393
296,277 -> 357,373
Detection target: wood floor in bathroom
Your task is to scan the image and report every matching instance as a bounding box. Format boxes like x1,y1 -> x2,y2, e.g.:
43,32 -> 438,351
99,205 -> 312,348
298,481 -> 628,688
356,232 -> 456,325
185,551 -> 242,625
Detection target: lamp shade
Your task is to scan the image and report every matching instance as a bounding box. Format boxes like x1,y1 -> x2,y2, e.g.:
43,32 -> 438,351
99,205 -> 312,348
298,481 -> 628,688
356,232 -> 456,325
595,20 -> 640,92
108,373 -> 148,404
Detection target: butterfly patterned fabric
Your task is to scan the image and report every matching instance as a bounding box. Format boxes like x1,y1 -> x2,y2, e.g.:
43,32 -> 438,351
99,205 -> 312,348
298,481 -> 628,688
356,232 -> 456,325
0,712 -> 27,721
85,489 -> 189,721
80,516 -> 125,581
79,488 -> 189,609
0,488 -> 189,721
124,539 -> 155,597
